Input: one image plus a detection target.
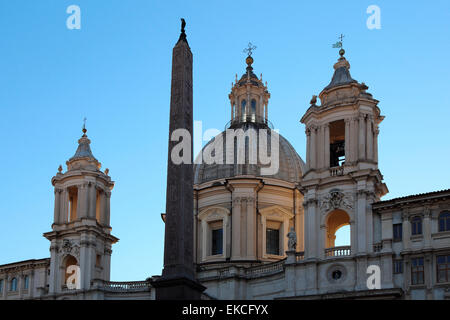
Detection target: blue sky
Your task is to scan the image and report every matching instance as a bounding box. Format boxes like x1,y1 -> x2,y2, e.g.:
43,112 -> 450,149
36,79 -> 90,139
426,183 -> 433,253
0,1 -> 449,280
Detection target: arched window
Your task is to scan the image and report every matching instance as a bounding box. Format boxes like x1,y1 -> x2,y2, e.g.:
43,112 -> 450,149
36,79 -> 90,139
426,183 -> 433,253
251,99 -> 257,122
241,100 -> 247,120
23,275 -> 29,290
411,216 -> 422,235
10,278 -> 17,291
63,255 -> 79,290
439,212 -> 450,232
325,209 -> 351,257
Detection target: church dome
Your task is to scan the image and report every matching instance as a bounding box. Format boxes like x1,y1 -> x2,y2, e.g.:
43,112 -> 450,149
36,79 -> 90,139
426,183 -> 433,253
194,122 -> 305,185
194,51 -> 305,185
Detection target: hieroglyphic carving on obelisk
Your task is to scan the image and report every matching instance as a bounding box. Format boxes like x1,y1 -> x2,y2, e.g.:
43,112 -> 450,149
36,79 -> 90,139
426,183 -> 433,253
162,18 -> 195,281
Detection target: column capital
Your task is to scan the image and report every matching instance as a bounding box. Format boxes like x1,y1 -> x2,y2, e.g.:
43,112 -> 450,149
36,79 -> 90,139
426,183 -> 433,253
232,197 -> 242,205
423,207 -> 432,218
79,183 -> 88,190
401,209 -> 410,220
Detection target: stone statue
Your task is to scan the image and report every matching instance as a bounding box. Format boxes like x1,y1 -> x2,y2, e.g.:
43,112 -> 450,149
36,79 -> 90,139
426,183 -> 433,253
287,227 -> 297,251
181,18 -> 186,33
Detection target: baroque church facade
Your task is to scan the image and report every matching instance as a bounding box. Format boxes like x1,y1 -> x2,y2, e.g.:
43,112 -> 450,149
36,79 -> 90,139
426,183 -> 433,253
1,43 -> 450,300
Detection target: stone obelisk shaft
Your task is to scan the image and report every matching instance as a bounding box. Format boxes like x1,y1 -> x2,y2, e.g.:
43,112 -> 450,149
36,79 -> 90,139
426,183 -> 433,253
153,23 -> 204,300
162,36 -> 194,280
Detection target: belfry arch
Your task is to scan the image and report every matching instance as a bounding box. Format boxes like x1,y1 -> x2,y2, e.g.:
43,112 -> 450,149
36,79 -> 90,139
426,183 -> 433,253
62,254 -> 78,289
325,209 -> 350,248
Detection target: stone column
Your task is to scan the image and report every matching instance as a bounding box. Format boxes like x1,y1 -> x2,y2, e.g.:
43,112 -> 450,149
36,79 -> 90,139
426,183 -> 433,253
374,128 -> 379,164
88,182 -> 97,219
306,128 -> 311,170
350,218 -> 357,253
77,183 -> 88,219
344,118 -> 350,164
319,223 -> 326,259
310,126 -> 317,170
59,189 -> 69,223
48,240 -> 59,293
324,124 -> 330,168
425,253 -> 433,300
53,188 -> 62,224
356,190 -> 367,254
402,210 -> 411,251
423,208 -> 432,249
366,115 -> 374,161
294,191 -> 304,252
104,191 -> 111,226
318,125 -> 324,169
80,234 -> 94,290
201,219 -> 208,261
265,103 -> 268,122
231,197 -> 242,260
366,192 -> 374,253
103,247 -> 112,281
304,199 -> 317,259
246,196 -> 256,260
29,270 -> 35,299
350,117 -> 358,163
99,190 -> 106,225
358,114 -> 366,160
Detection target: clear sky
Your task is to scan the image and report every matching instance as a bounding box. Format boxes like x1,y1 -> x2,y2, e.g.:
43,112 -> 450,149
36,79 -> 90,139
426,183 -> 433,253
0,0 -> 449,281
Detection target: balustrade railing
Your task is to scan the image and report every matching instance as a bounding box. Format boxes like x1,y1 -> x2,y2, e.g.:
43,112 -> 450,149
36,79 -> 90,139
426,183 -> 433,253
245,259 -> 285,278
330,166 -> 344,177
102,280 -> 151,292
295,251 -> 305,262
325,246 -> 351,257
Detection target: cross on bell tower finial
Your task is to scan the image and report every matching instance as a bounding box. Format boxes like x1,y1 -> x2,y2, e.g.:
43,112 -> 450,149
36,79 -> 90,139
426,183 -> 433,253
243,42 -> 257,57
332,34 -> 346,57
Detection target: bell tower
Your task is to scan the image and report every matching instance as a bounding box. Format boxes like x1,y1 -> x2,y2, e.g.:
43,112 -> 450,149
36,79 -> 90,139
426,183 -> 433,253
299,47 -> 388,273
44,126 -> 118,296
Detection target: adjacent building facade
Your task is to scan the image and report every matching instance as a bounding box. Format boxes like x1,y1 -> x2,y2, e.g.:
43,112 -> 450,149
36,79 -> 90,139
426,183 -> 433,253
1,47 -> 449,300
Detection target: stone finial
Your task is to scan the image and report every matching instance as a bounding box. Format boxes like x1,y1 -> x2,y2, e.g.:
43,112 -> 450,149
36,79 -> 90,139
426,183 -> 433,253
360,82 -> 368,92
58,165 -> 63,173
310,95 -> 318,106
104,168 -> 109,176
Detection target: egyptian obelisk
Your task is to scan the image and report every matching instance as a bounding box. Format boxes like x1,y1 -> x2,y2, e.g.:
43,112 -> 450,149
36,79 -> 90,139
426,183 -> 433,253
153,19 -> 205,300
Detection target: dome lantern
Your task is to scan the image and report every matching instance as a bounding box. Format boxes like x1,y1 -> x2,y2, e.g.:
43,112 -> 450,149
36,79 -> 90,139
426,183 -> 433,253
228,43 -> 271,127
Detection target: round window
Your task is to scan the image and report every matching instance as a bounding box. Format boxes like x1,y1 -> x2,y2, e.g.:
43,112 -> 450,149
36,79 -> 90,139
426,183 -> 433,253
332,270 -> 342,280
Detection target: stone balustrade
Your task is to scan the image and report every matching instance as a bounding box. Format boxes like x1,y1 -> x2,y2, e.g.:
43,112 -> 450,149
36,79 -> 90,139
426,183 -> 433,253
102,280 -> 151,292
330,166 -> 344,177
324,246 -> 351,257
246,260 -> 285,278
295,251 -> 305,262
